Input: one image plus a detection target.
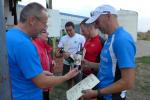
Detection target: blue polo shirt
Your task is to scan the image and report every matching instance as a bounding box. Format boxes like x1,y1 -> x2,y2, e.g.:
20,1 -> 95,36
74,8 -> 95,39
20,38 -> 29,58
97,27 -> 136,100
6,28 -> 43,100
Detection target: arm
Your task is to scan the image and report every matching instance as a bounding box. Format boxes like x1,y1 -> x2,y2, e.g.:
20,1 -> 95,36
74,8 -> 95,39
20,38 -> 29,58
55,36 -> 64,58
81,59 -> 99,70
32,68 -> 79,89
55,47 -> 71,59
99,68 -> 135,94
55,48 -> 63,58
16,41 -> 78,89
81,68 -> 135,99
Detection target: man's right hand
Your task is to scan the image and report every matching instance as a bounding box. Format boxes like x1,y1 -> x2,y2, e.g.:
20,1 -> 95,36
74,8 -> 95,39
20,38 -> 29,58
63,52 -> 71,59
55,48 -> 63,58
43,71 -> 53,76
81,59 -> 89,68
64,68 -> 79,80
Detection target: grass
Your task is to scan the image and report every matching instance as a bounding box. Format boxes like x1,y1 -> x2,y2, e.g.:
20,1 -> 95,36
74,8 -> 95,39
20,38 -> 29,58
136,56 -> 150,64
127,56 -> 150,100
138,32 -> 150,41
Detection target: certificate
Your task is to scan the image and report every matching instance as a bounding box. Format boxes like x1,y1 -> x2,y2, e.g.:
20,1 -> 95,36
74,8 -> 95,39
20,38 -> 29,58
66,74 -> 100,100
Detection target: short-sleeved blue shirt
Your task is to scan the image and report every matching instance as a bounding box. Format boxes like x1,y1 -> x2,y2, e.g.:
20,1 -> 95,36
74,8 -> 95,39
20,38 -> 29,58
6,28 -> 43,100
97,27 -> 136,100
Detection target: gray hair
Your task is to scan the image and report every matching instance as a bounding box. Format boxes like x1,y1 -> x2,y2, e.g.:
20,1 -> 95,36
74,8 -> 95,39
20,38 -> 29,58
20,2 -> 47,23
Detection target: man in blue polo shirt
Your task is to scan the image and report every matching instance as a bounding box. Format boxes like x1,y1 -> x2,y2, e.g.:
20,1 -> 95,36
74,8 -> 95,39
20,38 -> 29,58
6,2 -> 79,100
81,5 -> 136,100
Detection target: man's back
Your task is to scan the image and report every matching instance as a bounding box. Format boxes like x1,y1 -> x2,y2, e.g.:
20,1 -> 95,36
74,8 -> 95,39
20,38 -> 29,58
6,28 -> 43,100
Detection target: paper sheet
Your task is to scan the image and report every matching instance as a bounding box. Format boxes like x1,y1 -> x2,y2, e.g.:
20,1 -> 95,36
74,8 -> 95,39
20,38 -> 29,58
66,74 -> 100,100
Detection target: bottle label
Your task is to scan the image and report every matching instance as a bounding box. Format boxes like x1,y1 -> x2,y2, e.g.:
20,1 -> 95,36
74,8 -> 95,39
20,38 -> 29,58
74,54 -> 82,65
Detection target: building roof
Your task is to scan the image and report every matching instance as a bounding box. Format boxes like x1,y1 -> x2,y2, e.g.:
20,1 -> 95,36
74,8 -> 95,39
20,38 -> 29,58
60,12 -> 86,19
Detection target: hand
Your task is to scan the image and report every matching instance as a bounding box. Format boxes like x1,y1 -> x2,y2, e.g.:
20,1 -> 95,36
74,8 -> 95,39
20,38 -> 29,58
63,52 -> 70,59
64,67 -> 79,80
55,48 -> 63,58
81,89 -> 97,100
43,71 -> 53,76
81,59 -> 89,68
51,60 -> 55,67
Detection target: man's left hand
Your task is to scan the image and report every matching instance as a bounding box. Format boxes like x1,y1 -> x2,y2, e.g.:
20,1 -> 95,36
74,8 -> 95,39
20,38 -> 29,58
81,89 -> 97,100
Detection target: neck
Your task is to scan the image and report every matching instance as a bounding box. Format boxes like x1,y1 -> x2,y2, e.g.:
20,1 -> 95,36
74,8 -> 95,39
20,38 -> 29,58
39,37 -> 47,44
17,22 -> 32,37
107,18 -> 119,35
90,29 -> 98,38
69,33 -> 75,37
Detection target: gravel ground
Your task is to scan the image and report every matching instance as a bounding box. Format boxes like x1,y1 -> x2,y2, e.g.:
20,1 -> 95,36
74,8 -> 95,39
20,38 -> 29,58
136,40 -> 150,57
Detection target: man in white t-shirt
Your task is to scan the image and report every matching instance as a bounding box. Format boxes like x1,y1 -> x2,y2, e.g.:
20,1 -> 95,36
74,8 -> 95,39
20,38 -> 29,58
57,21 -> 85,89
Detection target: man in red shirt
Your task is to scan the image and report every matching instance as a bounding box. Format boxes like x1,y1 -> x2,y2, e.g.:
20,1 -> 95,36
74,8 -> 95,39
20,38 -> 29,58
33,30 -> 53,100
80,18 -> 104,78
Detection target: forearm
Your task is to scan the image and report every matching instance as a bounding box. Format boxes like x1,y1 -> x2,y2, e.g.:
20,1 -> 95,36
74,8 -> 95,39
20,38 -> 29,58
86,79 -> 128,98
42,75 -> 68,88
32,73 -> 68,89
81,69 -> 135,99
87,61 -> 99,70
100,79 -> 128,94
99,69 -> 135,95
55,51 -> 63,58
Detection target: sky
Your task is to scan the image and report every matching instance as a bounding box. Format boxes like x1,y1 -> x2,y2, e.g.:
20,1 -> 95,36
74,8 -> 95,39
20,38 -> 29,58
19,0 -> 150,32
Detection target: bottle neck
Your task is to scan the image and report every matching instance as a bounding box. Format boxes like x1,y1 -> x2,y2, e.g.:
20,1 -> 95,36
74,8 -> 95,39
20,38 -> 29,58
77,43 -> 83,53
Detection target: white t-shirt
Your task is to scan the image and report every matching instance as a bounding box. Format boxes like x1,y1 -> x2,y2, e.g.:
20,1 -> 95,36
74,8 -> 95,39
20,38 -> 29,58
58,33 -> 85,65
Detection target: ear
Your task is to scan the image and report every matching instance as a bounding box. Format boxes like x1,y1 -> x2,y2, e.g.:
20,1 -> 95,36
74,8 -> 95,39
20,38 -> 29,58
28,16 -> 35,26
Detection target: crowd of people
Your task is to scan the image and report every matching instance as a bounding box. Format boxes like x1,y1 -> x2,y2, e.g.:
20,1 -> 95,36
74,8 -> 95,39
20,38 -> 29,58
6,2 -> 136,100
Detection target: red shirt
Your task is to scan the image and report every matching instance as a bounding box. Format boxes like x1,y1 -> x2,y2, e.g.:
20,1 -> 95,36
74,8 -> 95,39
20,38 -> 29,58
33,38 -> 53,72
83,35 -> 103,75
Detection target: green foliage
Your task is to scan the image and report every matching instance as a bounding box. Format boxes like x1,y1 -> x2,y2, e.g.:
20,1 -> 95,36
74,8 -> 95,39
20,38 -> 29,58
147,30 -> 150,33
138,31 -> 150,41
136,56 -> 150,64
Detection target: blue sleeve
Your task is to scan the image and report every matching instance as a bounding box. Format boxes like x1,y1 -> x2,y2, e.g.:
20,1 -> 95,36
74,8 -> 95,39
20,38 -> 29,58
14,42 -> 43,79
114,38 -> 136,69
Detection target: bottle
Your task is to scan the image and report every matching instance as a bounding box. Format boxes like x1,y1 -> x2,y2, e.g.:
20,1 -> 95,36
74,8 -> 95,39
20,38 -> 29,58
74,43 -> 83,70
66,54 -> 75,65
60,47 -> 74,64
59,47 -> 64,53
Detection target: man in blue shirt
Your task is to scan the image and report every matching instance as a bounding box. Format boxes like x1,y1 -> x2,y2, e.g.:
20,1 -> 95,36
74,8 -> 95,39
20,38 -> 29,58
81,5 -> 136,100
6,2 -> 79,100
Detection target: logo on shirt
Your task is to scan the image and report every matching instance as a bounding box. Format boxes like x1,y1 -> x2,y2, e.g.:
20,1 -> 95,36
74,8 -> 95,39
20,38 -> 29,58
101,55 -> 108,62
74,41 -> 77,43
91,44 -> 95,47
